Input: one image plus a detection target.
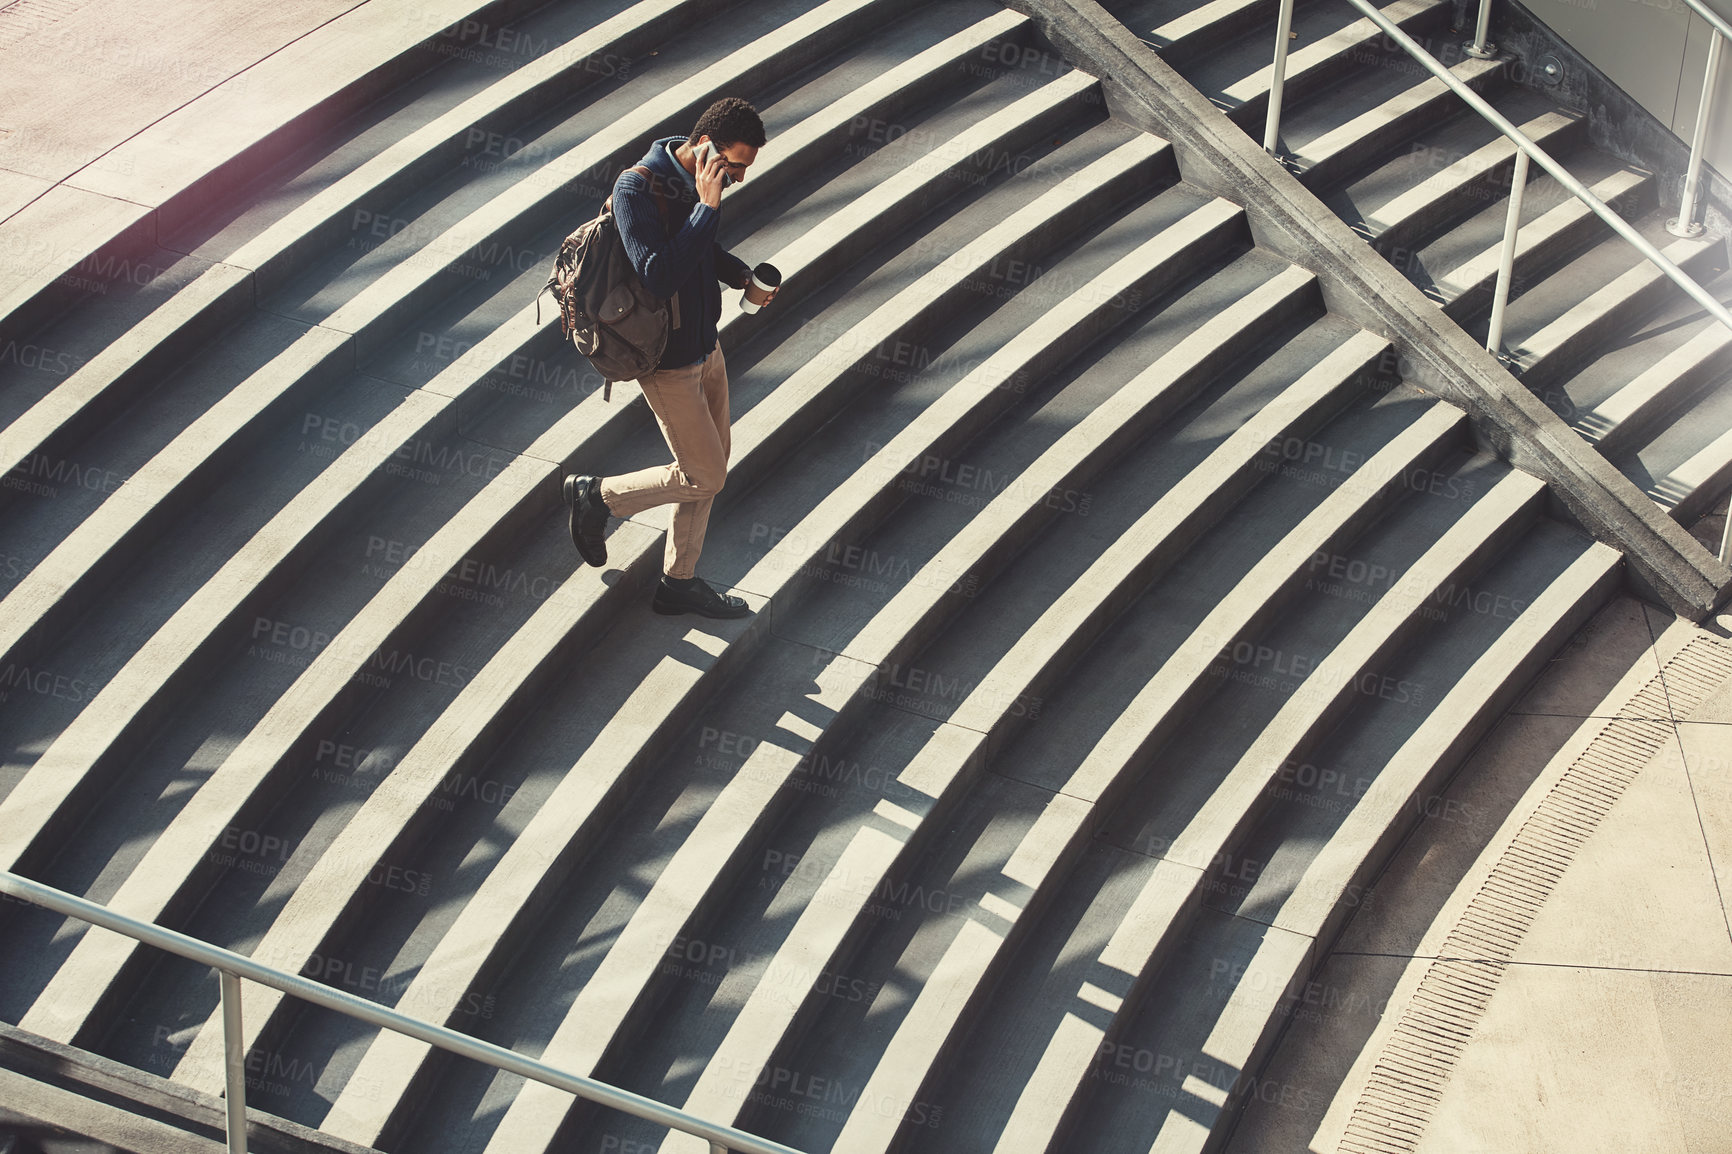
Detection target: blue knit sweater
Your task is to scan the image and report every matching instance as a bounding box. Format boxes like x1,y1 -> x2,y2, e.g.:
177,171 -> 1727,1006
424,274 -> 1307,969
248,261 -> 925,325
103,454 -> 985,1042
611,137 -> 752,370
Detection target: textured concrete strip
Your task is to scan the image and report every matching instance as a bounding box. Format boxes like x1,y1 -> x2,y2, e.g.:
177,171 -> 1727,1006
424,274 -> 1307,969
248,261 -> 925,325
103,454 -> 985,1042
1218,0 -> 1437,109
1586,324 -> 1732,457
325,0 -> 912,357
1655,425 -> 1732,523
1354,110 -> 1577,250
0,261 -> 253,488
0,1065 -> 228,1154
1003,0 -> 1732,614
1509,236 -> 1719,387
1291,57 -> 1506,190
841,262 -> 1321,673
1431,168 -> 1649,307
0,320 -> 351,710
317,170 -> 1199,1148
1336,628 -> 1732,1152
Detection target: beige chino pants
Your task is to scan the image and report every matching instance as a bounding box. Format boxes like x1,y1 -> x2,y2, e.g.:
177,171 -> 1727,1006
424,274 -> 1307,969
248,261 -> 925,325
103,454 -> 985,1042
598,343 -> 730,580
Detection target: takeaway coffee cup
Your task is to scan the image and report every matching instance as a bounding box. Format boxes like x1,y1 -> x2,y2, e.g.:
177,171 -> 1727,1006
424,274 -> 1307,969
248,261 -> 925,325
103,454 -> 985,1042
741,262 -> 781,313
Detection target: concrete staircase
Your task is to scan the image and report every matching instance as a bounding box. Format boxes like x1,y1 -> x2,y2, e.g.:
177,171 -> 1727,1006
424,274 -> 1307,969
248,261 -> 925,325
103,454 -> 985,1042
1106,0 -> 1732,534
0,0 -> 1702,1152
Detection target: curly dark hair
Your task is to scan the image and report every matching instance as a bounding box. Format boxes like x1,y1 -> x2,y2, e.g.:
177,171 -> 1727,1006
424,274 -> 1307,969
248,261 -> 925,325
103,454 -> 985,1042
690,97 -> 766,150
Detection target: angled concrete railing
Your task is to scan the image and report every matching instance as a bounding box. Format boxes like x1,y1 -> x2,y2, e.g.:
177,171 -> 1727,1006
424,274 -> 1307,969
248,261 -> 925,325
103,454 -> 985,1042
1006,0 -> 1731,615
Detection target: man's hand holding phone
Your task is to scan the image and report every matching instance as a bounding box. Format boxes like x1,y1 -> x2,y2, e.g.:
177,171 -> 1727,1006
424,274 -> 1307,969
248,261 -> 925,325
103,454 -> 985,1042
695,140 -> 728,208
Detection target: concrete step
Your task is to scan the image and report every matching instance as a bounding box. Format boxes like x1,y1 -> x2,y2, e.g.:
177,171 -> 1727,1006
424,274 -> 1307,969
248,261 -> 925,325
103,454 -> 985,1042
1186,0 -> 1451,128
1327,95 -> 1585,264
1283,51 -> 1509,192
1428,163 -> 1653,317
1572,284 -> 1732,461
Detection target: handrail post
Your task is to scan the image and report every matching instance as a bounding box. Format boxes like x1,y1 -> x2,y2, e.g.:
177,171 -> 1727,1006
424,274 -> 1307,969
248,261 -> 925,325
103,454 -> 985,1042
220,970 -> 248,1154
1669,31 -> 1722,238
1720,496 -> 1731,567
1264,0 -> 1296,156
1464,0 -> 1497,59
1486,149 -> 1531,357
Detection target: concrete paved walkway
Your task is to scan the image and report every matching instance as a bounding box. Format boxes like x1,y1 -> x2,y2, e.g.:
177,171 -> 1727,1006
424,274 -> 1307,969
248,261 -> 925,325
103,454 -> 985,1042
0,0 -> 367,217
1233,595 -> 1732,1154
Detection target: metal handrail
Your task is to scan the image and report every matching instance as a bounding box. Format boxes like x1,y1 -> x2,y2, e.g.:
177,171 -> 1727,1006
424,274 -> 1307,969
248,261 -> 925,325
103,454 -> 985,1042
1259,0 -> 1732,564
1301,0 -> 1732,339
0,870 -> 806,1154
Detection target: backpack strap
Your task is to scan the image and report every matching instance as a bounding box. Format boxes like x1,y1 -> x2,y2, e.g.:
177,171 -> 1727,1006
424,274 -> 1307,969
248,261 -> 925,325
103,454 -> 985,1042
599,165 -> 678,404
605,164 -> 674,229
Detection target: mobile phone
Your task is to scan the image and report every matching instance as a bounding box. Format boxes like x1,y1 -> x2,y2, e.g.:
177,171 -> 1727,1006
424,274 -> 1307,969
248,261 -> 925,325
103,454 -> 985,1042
694,139 -> 735,186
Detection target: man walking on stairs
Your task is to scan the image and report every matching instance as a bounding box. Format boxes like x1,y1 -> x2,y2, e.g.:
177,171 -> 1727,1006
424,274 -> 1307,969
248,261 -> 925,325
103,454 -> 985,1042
562,97 -> 774,618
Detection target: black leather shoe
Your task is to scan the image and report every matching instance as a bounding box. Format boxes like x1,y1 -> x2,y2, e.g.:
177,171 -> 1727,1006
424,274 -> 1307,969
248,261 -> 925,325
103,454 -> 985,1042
652,575 -> 751,619
563,474 -> 609,567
